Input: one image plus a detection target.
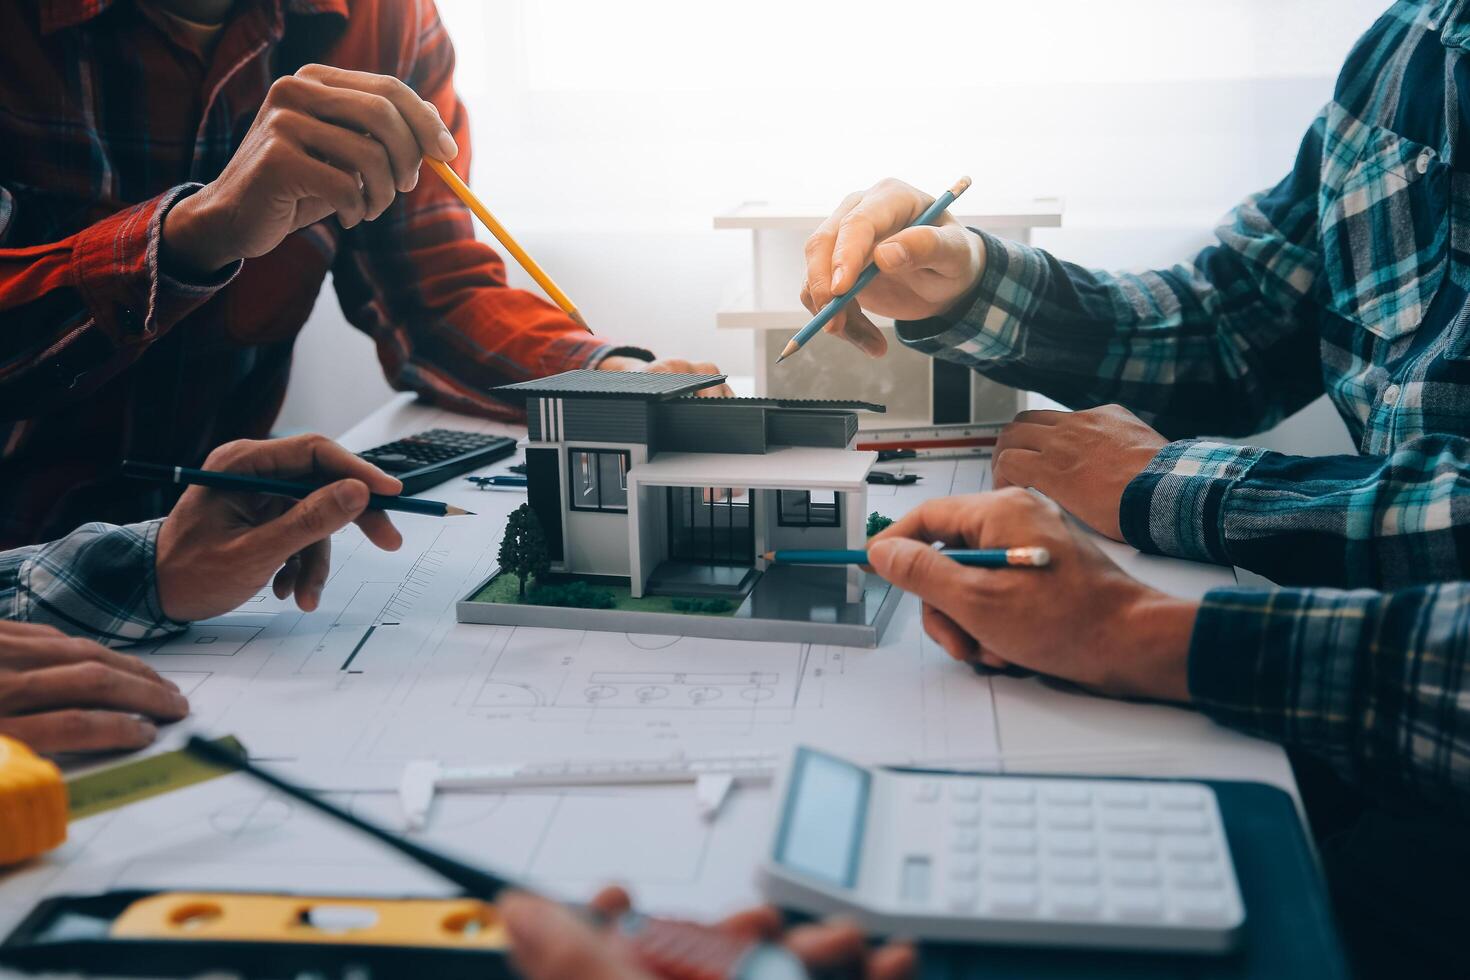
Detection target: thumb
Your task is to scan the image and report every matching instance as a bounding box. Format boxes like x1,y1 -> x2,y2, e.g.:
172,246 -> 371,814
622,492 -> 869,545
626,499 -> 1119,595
502,893 -> 640,980
243,479 -> 369,563
868,537 -> 964,602
874,225 -> 974,278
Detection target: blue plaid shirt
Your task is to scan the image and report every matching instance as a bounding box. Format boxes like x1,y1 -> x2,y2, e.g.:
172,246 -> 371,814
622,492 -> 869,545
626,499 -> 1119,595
900,0 -> 1470,804
0,519 -> 182,645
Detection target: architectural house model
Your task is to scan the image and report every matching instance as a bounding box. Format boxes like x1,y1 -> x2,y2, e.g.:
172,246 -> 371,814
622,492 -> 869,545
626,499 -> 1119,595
456,370 -> 902,646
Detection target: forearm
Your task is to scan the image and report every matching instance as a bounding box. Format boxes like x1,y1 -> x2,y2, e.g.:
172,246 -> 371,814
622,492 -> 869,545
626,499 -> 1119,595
333,2 -> 650,417
0,184 -> 237,417
0,520 -> 185,645
1190,583 -> 1470,813
896,226 -> 1322,439
1122,434 -> 1470,589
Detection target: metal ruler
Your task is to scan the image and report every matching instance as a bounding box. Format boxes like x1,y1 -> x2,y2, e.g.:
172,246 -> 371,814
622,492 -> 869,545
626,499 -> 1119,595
856,421 -> 1004,458
66,735 -> 245,820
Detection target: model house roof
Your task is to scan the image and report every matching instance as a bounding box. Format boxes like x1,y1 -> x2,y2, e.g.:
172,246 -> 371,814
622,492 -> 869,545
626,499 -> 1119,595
626,447 -> 878,490
690,396 -> 886,413
495,369 -> 727,400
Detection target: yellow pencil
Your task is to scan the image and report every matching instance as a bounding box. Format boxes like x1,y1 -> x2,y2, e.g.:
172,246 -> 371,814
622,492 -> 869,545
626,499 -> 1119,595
425,157 -> 592,333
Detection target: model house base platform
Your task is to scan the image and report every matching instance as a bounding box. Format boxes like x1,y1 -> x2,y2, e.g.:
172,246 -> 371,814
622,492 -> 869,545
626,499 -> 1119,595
456,369 -> 903,646
458,564 -> 902,647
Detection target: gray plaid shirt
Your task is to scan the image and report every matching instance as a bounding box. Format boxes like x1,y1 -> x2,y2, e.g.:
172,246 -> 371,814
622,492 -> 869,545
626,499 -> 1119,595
0,519 -> 182,645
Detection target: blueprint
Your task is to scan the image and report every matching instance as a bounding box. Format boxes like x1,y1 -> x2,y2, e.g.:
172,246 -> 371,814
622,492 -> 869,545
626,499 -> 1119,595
0,423 -> 1002,932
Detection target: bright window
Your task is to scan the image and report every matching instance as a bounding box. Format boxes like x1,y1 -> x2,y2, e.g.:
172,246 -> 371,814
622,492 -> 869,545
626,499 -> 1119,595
569,449 -> 629,512
778,490 -> 840,528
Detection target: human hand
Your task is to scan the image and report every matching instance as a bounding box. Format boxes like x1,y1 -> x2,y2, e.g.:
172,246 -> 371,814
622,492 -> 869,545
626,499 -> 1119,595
154,435 -> 404,622
799,178 -> 986,358
867,489 -> 1195,701
992,405 -> 1168,541
597,356 -> 736,398
0,622 -> 188,754
502,885 -> 915,980
162,64 -> 459,276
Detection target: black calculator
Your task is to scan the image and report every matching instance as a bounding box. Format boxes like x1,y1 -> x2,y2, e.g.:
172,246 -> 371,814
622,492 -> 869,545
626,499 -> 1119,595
357,429 -> 518,495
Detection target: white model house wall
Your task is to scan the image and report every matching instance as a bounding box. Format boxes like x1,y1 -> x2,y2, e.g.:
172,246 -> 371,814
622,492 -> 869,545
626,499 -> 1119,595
525,395 -> 649,579
561,443 -> 645,578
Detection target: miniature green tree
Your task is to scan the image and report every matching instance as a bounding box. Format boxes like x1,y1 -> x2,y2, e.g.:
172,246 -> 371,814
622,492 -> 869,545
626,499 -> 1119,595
499,503 -> 550,600
866,512 -> 894,537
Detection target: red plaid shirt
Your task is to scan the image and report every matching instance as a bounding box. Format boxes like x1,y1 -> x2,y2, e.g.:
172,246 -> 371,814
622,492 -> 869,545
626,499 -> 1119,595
0,0 -> 642,547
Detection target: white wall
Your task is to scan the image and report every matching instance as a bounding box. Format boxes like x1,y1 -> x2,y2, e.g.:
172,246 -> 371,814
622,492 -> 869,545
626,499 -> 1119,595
278,0 -> 1386,455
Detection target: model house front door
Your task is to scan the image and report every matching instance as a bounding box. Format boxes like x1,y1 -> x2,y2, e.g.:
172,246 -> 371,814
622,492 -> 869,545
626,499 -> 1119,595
667,487 -> 754,565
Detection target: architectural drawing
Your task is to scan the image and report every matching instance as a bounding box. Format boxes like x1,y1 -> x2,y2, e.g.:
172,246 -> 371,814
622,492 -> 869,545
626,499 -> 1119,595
0,446 -> 1003,935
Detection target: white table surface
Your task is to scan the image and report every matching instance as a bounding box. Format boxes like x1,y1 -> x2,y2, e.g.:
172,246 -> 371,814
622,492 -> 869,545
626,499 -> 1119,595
338,393 -> 1300,807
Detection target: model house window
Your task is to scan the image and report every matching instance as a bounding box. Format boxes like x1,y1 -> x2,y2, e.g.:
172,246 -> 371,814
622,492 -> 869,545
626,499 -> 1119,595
569,449 -> 630,512
777,490 -> 840,527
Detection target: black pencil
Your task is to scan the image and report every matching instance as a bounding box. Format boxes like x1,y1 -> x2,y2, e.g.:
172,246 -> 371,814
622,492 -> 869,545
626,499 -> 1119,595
121,461 -> 474,517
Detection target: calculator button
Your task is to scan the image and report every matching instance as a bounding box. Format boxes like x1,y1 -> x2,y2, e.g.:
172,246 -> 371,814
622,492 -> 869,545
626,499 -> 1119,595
988,782 -> 1035,804
947,884 -> 978,912
1098,786 -> 1149,808
948,859 -> 980,882
985,805 -> 1036,828
1155,786 -> 1208,811
950,807 -> 981,828
1045,860 -> 1100,885
1163,839 -> 1217,862
1103,833 -> 1156,859
950,831 -> 979,853
983,884 -> 1039,916
1043,809 -> 1093,830
1106,862 -> 1161,887
1101,811 -> 1160,833
912,781 -> 941,803
1166,865 -> 1223,890
1044,832 -> 1096,857
984,830 -> 1038,855
948,782 -> 981,803
983,856 -> 1038,882
1175,892 -> 1232,924
1111,887 -> 1165,921
1042,784 -> 1092,806
1048,885 -> 1103,918
1157,811 -> 1210,834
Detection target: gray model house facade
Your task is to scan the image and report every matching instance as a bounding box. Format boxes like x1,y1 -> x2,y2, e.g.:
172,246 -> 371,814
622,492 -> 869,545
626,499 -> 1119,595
494,370 -> 883,603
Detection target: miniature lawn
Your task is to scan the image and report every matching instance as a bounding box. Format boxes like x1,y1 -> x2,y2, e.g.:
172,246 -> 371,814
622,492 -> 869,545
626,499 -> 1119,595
471,571 -> 741,617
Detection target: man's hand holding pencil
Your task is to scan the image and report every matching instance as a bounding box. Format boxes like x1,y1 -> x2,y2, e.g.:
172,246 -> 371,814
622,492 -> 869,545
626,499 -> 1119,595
798,177 -> 987,359
867,489 -> 1196,702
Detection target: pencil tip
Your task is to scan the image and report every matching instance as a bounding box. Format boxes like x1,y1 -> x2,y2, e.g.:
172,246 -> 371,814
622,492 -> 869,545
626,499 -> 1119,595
777,340 -> 799,363
445,506 -> 475,517
569,309 -> 593,334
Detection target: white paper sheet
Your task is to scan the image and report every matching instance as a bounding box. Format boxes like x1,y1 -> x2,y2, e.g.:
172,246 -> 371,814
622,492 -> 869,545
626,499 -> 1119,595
0,451 -> 1001,929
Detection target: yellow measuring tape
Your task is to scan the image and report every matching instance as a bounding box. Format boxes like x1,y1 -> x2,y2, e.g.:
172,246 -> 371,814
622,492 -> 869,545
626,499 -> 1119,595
0,735 -> 243,866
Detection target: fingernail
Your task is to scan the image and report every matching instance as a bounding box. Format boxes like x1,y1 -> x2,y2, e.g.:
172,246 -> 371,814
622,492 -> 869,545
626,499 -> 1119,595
878,242 -> 909,267
437,129 -> 458,159
830,267 -> 845,293
137,721 -> 159,742
334,480 -> 368,510
163,677 -> 181,692
170,693 -> 189,714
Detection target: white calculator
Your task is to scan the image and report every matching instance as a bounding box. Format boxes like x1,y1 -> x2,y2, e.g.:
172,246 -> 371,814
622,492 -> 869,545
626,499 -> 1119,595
758,747 -> 1245,954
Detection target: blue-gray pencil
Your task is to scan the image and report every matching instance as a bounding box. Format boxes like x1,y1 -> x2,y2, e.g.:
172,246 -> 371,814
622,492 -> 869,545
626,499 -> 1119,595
762,547 -> 1050,568
121,461 -> 474,517
777,176 -> 973,363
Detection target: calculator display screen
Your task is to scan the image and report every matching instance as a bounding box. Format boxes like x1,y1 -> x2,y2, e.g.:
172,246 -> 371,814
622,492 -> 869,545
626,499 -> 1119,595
774,749 -> 870,889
